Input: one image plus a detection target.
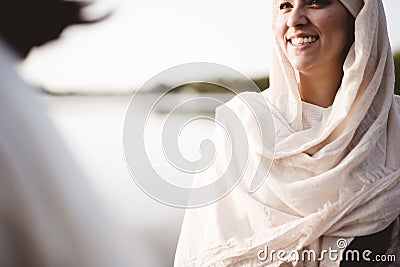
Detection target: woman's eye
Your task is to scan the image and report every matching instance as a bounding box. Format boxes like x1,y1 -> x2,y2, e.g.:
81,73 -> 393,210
279,2 -> 293,10
308,0 -> 331,6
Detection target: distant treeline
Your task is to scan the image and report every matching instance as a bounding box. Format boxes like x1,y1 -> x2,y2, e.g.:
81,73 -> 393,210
156,77 -> 270,94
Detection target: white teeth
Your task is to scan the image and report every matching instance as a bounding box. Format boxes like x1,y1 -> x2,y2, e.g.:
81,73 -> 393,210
290,36 -> 318,46
291,38 -> 303,45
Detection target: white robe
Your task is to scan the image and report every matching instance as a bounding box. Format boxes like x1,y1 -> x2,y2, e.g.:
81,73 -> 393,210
174,0 -> 400,266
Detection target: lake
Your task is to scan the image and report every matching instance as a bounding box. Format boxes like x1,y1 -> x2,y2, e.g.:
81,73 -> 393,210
38,92 -> 234,266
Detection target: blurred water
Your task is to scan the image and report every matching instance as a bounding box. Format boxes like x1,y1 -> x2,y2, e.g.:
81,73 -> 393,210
37,93 -> 232,266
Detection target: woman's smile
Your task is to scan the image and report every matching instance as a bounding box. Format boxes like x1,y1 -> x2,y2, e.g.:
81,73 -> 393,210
276,0 -> 352,73
286,34 -> 320,53
287,36 -> 319,46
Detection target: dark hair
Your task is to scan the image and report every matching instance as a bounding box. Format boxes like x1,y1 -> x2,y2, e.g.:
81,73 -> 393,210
0,0 -> 106,57
341,10 -> 356,62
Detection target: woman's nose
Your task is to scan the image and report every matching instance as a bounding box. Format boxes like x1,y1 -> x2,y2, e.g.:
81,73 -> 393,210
287,7 -> 308,27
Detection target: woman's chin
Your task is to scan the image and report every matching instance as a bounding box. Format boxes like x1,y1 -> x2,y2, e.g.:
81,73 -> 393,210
289,62 -> 315,74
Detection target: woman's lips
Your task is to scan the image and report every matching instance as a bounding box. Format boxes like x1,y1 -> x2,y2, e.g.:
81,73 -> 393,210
287,36 -> 319,46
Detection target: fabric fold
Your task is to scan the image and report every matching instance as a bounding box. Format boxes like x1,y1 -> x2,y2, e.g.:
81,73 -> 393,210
175,0 -> 400,266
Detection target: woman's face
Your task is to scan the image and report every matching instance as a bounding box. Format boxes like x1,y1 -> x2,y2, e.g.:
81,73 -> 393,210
276,0 -> 352,73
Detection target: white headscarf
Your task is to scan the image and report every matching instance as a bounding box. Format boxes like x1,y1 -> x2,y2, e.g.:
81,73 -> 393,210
175,0 -> 400,266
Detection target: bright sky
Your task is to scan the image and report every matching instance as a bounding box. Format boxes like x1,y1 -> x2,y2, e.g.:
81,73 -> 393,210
20,0 -> 400,93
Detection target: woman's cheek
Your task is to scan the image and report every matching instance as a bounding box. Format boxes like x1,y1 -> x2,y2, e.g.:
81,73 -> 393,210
275,21 -> 287,50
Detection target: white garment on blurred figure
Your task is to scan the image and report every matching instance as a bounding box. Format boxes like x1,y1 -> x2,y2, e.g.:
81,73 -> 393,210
0,38 -> 150,267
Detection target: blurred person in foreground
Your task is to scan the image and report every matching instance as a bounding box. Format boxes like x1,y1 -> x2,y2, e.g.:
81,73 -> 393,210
0,1 -> 151,266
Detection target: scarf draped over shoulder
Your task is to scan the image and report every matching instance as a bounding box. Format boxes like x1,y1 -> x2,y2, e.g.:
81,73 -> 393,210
174,0 -> 400,266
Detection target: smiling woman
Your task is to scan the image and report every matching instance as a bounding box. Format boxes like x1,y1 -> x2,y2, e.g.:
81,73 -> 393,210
174,0 -> 400,266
